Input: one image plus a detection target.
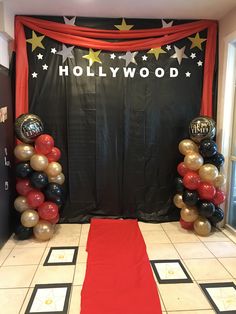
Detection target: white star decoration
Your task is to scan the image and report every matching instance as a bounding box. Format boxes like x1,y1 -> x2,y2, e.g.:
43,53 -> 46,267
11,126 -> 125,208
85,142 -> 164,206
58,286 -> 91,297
57,45 -> 75,63
63,16 -> 76,25
171,46 -> 188,65
110,53 -> 116,59
166,45 -> 171,51
162,19 -> 174,28
120,51 -> 138,67
42,64 -> 48,70
32,72 -> 38,78
185,72 -> 191,77
197,60 -> 203,66
51,48 -> 57,54
190,53 -> 196,59
142,55 -> 148,61
37,53 -> 43,60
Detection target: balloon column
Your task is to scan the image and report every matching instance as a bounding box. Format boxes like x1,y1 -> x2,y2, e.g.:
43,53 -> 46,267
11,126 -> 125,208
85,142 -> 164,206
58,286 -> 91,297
13,114 -> 65,241
174,116 -> 225,236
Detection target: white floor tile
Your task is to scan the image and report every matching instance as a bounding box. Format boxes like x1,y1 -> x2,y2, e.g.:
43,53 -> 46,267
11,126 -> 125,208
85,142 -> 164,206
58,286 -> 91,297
146,243 -> 180,260
3,247 -> 45,266
0,288 -> 28,314
0,265 -> 37,288
174,242 -> 214,259
141,230 -> 171,244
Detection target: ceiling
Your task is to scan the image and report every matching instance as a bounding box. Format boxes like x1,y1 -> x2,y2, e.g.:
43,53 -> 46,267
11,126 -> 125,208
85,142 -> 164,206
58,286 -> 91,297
2,0 -> 236,20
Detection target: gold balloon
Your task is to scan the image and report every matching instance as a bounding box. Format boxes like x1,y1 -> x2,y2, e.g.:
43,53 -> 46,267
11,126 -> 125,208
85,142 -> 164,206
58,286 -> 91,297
184,152 -> 203,171
180,206 -> 199,222
214,173 -> 226,188
178,139 -> 198,155
45,162 -> 62,177
173,194 -> 185,209
21,209 -> 39,228
14,196 -> 33,213
30,154 -> 48,171
49,173 -> 65,185
199,164 -> 219,183
33,220 -> 54,241
194,216 -> 211,236
14,144 -> 35,161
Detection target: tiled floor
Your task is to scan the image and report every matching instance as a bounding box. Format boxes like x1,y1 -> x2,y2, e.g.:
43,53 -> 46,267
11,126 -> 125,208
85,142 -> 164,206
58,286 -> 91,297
0,221 -> 236,313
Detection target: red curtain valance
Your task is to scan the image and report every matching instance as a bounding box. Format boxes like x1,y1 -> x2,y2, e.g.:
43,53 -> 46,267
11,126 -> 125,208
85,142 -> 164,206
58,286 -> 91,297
14,16 -> 217,117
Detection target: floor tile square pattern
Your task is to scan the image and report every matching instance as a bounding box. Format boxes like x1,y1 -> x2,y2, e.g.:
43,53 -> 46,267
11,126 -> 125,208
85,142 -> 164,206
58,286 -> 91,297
43,247 -> 78,266
200,282 -> 236,313
151,259 -> 193,283
25,283 -> 71,314
0,222 -> 236,313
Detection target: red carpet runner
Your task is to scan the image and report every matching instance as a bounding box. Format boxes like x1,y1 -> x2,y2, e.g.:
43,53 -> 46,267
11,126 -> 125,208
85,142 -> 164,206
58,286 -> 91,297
81,219 -> 162,314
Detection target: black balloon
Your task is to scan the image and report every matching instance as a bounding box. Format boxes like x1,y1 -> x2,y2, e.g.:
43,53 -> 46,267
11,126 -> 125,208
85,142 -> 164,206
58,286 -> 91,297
199,139 -> 218,158
15,162 -> 33,178
53,196 -> 64,207
175,177 -> 184,193
15,114 -> 44,143
189,116 -> 216,143
14,224 -> 33,240
44,183 -> 64,201
198,201 -> 215,218
30,171 -> 49,189
208,206 -> 224,226
183,189 -> 199,206
205,152 -> 225,168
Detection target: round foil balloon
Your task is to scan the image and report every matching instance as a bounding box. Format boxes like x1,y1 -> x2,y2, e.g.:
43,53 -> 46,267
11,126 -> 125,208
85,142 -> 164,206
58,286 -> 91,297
198,201 -> 215,218
33,220 -> 54,241
173,194 -> 185,209
199,139 -> 218,158
180,206 -> 199,222
199,164 -> 219,183
48,173 -> 65,185
208,206 -> 224,226
14,144 -> 35,161
178,139 -> 198,155
21,209 -> 39,228
177,162 -> 189,177
184,152 -> 203,171
35,134 -> 54,155
183,189 -> 199,206
30,154 -> 48,171
183,171 -> 201,190
46,147 -> 61,163
15,162 -> 33,178
194,216 -> 211,236
14,196 -> 33,213
15,114 -> 44,143
14,224 -> 33,240
189,116 -> 216,143
29,172 -> 49,189
214,174 -> 226,188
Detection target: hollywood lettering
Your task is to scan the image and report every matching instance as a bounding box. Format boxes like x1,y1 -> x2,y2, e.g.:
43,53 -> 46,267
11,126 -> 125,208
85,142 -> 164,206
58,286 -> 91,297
59,66 -> 179,78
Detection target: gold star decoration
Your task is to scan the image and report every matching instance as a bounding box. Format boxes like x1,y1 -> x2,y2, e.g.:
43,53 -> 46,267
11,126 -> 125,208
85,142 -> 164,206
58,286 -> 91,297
188,33 -> 207,50
26,31 -> 45,52
114,18 -> 134,31
82,48 -> 102,66
147,47 -> 166,61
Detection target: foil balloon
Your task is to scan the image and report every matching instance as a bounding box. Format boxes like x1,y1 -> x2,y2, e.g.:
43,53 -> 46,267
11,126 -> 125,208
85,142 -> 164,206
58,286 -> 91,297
189,116 -> 216,143
15,114 -> 44,143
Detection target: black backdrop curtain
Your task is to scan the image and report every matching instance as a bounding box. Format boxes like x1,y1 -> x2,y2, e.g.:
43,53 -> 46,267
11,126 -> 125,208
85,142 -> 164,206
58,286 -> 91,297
24,16 -> 217,223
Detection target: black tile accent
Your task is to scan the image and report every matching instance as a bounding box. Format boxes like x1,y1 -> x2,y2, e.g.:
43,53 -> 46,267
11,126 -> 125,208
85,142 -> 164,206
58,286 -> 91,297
150,259 -> 193,284
25,283 -> 72,314
200,282 -> 236,314
43,247 -> 78,266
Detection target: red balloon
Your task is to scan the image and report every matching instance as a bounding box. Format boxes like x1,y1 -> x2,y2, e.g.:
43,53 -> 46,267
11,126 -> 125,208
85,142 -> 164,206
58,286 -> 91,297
46,147 -> 61,163
177,162 -> 189,177
198,182 -> 216,200
212,189 -> 226,205
49,214 -> 60,224
16,179 -> 33,196
35,134 -> 54,155
183,171 -> 201,190
180,218 -> 194,230
38,202 -> 59,221
26,189 -> 45,208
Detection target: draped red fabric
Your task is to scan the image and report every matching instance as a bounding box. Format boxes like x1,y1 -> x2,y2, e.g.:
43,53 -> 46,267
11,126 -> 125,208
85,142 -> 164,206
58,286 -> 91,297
81,219 -> 162,314
14,16 -> 217,117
